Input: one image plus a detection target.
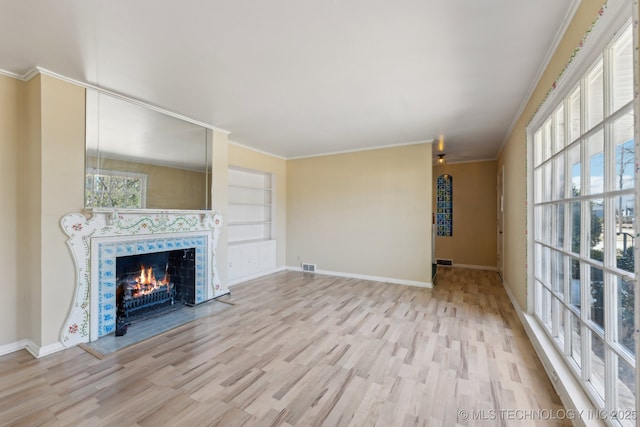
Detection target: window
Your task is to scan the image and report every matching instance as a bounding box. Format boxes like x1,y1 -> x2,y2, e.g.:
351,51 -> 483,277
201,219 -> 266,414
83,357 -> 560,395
532,21 -> 635,424
436,174 -> 453,236
85,169 -> 147,209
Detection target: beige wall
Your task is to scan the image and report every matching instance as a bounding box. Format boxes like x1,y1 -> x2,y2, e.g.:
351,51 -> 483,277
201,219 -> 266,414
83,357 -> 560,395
39,75 -> 86,347
433,160 -> 497,268
498,0 -> 607,310
228,143 -> 287,268
20,76 -> 43,345
211,129 -> 230,287
0,75 -> 21,345
287,144 -> 432,283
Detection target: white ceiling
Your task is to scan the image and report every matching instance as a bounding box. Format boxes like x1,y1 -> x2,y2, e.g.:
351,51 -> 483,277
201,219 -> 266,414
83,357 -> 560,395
0,0 -> 578,162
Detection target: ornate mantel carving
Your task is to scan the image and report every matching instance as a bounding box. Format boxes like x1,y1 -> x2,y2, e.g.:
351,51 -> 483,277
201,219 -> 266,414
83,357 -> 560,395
60,210 -> 224,347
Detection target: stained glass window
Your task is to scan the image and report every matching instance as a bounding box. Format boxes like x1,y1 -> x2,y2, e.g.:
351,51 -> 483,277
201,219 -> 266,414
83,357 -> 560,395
436,174 -> 453,236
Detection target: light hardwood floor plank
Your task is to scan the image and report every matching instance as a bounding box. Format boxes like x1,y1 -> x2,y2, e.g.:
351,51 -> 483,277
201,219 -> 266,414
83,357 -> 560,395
0,268 -> 569,426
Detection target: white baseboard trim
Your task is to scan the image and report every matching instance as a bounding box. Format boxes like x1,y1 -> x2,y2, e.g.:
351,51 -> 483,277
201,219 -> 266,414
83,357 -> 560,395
0,338 -> 66,359
452,263 -> 498,271
286,266 -> 433,288
228,266 -> 287,287
0,339 -> 29,357
501,280 -> 601,427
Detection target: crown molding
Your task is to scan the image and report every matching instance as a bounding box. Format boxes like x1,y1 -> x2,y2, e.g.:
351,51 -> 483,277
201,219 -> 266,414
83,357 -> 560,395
0,69 -> 26,80
499,0 -> 582,155
228,140 -> 287,160
286,139 -> 434,160
0,66 -> 232,136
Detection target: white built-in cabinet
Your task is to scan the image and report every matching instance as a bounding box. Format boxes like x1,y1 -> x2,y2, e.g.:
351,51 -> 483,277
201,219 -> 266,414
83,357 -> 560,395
227,166 -> 276,284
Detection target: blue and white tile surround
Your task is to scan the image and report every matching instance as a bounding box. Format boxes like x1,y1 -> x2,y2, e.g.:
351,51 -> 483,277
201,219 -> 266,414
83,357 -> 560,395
96,235 -> 208,337
60,210 -> 224,347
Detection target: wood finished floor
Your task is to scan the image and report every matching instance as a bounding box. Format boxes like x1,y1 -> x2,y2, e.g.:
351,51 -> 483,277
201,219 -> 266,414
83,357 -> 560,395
0,268 -> 569,426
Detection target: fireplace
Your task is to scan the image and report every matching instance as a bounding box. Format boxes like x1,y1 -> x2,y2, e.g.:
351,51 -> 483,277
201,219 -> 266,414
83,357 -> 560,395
60,210 -> 225,346
114,247 -> 197,335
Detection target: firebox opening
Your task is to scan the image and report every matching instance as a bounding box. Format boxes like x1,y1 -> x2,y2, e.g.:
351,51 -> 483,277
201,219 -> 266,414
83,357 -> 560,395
115,248 -> 196,336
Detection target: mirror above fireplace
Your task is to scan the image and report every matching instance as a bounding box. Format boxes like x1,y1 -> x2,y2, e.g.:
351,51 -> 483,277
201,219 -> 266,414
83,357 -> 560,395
85,89 -> 212,211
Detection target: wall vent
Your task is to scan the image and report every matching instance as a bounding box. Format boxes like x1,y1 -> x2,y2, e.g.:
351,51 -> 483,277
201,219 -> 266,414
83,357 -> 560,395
302,263 -> 317,272
436,258 -> 453,266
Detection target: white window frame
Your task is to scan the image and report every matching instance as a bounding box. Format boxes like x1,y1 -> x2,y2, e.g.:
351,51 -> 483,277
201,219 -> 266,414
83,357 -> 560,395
527,1 -> 637,424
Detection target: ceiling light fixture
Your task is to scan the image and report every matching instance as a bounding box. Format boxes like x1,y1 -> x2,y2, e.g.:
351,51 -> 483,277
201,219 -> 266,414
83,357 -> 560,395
437,153 -> 446,165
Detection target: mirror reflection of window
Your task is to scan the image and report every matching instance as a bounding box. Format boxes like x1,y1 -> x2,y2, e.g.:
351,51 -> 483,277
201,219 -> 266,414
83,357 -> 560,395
85,89 -> 212,210
85,168 -> 147,209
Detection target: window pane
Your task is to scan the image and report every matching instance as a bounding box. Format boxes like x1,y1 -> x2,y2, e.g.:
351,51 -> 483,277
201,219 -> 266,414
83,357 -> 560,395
617,276 -> 635,356
588,129 -> 604,195
534,129 -> 543,166
612,25 -> 633,112
589,266 -> 604,331
615,195 -> 635,273
616,354 -> 636,427
554,105 -> 565,153
613,110 -> 634,191
556,303 -> 566,346
555,154 -> 565,200
569,143 -> 581,196
570,312 -> 582,368
535,243 -> 543,280
534,167 -> 543,203
544,205 -> 552,244
543,287 -> 552,330
552,250 -> 565,295
589,199 -> 604,260
586,57 -> 604,130
590,330 -> 606,399
556,203 -> 565,248
543,119 -> 552,161
543,163 -> 552,202
542,245 -> 551,283
535,280 -> 543,318
571,201 -> 581,254
570,258 -> 581,310
568,86 -> 581,142
535,206 -> 544,241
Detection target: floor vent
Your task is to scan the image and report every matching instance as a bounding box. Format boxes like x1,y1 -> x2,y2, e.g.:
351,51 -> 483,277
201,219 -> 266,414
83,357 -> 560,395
436,258 -> 453,266
302,263 -> 317,272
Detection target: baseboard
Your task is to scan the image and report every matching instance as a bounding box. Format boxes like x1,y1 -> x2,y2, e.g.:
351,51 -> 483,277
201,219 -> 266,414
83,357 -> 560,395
501,279 -> 600,427
0,338 -> 66,359
453,263 -> 498,271
0,339 -> 29,357
25,340 -> 66,359
286,266 -> 433,288
228,266 -> 287,287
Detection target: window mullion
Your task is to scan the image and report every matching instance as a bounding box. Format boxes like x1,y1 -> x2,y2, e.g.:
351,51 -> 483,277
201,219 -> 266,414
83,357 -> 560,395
579,71 -> 593,383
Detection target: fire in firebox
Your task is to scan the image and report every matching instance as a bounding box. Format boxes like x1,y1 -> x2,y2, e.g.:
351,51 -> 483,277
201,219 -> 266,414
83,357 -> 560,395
115,249 -> 196,336
130,263 -> 171,296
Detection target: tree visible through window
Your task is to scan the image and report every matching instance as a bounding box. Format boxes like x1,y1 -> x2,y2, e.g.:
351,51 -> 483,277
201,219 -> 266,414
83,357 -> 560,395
85,169 -> 147,209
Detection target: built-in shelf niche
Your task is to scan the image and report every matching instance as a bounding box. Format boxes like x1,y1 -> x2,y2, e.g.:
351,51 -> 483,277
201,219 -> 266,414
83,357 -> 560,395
228,166 -> 273,244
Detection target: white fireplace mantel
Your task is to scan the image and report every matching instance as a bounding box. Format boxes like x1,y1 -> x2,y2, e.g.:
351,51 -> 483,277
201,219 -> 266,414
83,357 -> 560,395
60,209 -> 224,347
